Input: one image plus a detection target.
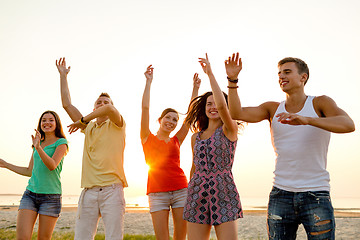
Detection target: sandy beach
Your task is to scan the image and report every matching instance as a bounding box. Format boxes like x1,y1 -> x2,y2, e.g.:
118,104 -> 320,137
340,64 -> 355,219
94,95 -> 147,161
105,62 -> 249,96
1,206 -> 359,239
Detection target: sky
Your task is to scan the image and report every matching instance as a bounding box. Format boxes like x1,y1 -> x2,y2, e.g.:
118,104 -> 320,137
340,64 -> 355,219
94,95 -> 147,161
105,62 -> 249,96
0,0 -> 359,207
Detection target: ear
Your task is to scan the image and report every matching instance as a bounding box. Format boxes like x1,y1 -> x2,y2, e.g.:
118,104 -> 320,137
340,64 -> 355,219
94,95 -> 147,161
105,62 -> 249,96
300,73 -> 308,83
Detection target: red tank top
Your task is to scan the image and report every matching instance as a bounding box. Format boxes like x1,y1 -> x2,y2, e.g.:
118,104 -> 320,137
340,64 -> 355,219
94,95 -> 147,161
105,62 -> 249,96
142,133 -> 188,194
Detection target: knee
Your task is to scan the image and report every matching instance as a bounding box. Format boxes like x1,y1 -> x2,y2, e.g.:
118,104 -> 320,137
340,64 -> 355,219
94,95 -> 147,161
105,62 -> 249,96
310,219 -> 334,237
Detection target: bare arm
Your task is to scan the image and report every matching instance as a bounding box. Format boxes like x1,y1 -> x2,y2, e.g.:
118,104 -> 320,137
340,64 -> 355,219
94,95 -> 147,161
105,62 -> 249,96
32,130 -> 67,171
199,53 -> 238,141
276,95 -> 355,133
56,58 -> 83,123
0,156 -> 34,177
140,65 -> 154,143
189,133 -> 197,179
175,73 -> 201,145
68,104 -> 124,134
226,52 -> 275,123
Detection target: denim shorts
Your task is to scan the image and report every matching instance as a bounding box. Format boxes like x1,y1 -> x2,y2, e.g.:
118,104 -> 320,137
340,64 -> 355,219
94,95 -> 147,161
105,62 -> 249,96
19,189 -> 62,217
267,187 -> 335,240
148,188 -> 187,213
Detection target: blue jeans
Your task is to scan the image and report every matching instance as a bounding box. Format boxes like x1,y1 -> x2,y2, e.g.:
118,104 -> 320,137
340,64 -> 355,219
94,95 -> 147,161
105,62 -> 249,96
19,189 -> 62,217
267,187 -> 335,240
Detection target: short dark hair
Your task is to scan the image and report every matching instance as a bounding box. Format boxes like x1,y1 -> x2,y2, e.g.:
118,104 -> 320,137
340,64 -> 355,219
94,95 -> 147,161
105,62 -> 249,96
99,92 -> 111,98
97,92 -> 113,105
278,57 -> 310,85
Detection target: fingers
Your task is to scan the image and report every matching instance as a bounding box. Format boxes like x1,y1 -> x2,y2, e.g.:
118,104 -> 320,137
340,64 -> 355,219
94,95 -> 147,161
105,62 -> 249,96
145,65 -> 153,72
226,52 -> 240,64
67,123 -> 80,134
144,65 -> 154,79
231,53 -> 236,62
276,112 -> 304,125
55,57 -> 67,66
193,73 -> 201,86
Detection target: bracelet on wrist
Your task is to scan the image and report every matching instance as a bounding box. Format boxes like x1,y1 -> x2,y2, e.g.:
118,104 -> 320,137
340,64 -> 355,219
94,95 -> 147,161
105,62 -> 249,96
227,86 -> 238,89
79,117 -> 89,126
227,76 -> 238,83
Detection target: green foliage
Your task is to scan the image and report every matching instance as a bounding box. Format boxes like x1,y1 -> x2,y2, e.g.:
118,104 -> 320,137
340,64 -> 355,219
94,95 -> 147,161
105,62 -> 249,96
124,234 -> 158,240
0,229 -> 160,240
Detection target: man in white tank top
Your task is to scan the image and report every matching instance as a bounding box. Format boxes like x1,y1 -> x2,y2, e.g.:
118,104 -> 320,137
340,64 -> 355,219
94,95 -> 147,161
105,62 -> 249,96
224,53 -> 355,240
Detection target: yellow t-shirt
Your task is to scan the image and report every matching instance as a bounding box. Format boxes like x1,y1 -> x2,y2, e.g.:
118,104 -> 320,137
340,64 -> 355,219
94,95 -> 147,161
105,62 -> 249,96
81,119 -> 128,188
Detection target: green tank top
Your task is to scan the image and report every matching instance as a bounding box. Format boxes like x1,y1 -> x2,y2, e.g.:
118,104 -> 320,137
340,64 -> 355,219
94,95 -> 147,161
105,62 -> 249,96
26,138 -> 68,194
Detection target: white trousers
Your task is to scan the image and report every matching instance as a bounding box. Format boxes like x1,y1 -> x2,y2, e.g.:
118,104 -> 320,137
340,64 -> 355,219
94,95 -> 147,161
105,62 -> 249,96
74,183 -> 125,240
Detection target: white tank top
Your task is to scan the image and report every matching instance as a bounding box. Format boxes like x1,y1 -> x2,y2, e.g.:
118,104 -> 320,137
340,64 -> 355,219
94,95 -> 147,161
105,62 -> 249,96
271,96 -> 331,192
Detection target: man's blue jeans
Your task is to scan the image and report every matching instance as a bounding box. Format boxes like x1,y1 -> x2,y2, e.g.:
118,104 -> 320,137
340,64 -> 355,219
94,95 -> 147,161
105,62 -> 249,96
267,187 -> 335,240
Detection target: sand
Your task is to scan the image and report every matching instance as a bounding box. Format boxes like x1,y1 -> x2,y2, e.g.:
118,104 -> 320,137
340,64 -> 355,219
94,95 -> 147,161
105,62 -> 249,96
1,206 -> 359,239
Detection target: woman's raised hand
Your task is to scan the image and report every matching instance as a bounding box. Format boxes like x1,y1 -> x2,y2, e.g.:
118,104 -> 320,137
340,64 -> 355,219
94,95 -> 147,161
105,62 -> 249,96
225,52 -> 242,80
144,65 -> 154,84
193,73 -> 201,89
198,53 -> 212,75
31,129 -> 41,149
56,57 -> 71,76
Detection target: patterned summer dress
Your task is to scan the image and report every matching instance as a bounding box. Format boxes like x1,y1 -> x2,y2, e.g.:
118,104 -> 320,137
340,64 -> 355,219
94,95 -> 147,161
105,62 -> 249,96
183,126 -> 243,225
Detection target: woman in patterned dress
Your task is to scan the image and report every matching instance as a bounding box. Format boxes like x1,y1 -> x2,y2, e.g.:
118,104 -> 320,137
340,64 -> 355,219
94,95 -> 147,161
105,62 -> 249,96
183,54 -> 243,240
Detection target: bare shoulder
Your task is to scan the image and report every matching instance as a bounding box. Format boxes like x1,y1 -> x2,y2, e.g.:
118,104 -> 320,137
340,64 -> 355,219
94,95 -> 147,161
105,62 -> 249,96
313,95 -> 343,117
313,95 -> 336,105
191,133 -> 199,141
261,101 -> 280,119
313,95 -> 337,110
262,101 -> 280,109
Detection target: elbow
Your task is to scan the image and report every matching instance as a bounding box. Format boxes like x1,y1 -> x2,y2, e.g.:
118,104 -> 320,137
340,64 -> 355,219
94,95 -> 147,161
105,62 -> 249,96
336,124 -> 355,134
46,162 -> 57,171
343,119 -> 356,133
48,165 -> 57,171
26,170 -> 32,177
106,104 -> 118,115
62,103 -> 71,110
347,122 -> 355,133
230,110 -> 238,120
217,104 -> 228,113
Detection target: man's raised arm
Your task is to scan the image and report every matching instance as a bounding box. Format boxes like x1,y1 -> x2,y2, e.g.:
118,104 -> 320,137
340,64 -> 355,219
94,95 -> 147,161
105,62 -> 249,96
56,57 -> 83,122
226,52 -> 275,123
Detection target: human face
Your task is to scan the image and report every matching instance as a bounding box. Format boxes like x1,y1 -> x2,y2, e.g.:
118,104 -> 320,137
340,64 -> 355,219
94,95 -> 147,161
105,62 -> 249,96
205,95 -> 219,119
41,113 -> 56,133
159,112 -> 179,133
278,62 -> 306,92
94,96 -> 112,110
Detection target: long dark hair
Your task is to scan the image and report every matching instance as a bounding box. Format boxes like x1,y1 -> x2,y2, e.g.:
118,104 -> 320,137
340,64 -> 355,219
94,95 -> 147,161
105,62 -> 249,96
37,111 -> 66,141
185,91 -> 231,132
185,91 -> 243,133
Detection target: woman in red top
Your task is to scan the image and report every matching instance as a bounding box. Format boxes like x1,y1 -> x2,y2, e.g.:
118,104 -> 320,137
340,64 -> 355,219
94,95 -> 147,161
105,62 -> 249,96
141,65 -> 200,240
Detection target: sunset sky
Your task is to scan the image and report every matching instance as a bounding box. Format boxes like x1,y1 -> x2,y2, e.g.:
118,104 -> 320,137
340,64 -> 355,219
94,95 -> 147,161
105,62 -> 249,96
0,0 -> 359,207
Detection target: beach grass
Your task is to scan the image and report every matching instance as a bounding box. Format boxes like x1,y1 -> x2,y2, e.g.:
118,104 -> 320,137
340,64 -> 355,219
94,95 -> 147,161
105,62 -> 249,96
0,229 -> 159,240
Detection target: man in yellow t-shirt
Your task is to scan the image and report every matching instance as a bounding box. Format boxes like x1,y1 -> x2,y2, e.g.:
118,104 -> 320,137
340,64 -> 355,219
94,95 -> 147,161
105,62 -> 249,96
56,58 -> 127,240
